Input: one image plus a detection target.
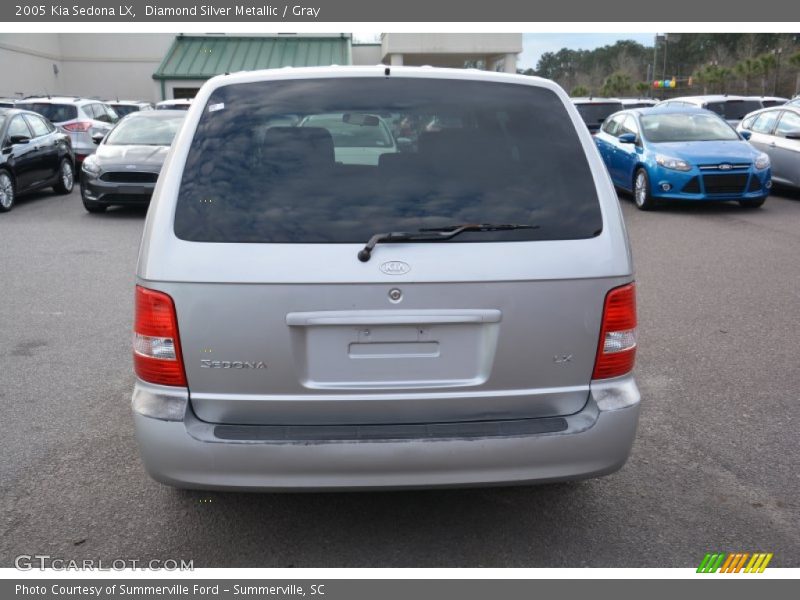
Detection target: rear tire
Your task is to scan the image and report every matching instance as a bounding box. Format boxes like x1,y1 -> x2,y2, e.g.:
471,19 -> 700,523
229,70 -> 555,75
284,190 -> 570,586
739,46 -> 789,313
0,170 -> 15,212
633,169 -> 656,211
53,158 -> 75,194
739,196 -> 766,209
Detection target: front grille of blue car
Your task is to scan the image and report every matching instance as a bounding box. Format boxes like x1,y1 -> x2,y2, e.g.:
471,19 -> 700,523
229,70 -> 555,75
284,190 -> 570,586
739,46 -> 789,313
747,177 -> 763,192
702,173 -> 749,194
682,177 -> 701,193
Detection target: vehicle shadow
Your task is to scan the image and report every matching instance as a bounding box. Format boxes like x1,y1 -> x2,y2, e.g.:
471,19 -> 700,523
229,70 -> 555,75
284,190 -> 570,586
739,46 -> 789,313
619,193 -> 792,215
87,204 -> 149,219
167,479 -> 617,567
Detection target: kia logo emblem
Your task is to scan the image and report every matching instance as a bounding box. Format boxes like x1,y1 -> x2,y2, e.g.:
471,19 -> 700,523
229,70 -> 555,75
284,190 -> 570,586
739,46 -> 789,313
380,261 -> 411,275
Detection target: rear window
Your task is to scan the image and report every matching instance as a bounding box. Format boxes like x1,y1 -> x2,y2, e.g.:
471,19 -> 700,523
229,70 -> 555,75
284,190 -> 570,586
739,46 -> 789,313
705,100 -> 762,120
110,104 -> 139,118
174,78 -> 603,244
575,102 -> 624,128
17,102 -> 78,123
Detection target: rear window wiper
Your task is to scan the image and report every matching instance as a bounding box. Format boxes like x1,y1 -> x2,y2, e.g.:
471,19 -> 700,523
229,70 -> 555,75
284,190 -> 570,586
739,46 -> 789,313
357,223 -> 538,262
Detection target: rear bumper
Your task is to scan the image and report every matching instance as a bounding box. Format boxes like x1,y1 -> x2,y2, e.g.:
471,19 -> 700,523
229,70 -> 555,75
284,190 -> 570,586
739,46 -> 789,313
132,376 -> 641,491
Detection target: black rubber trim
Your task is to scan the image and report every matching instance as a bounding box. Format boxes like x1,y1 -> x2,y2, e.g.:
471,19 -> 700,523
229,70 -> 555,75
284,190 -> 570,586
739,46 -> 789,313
214,417 -> 569,442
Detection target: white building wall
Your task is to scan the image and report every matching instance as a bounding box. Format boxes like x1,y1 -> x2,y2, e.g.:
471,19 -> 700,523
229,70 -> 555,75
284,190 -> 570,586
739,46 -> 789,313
382,33 -> 522,56
58,33 -> 174,102
0,34 -> 63,98
352,44 -> 382,65
0,33 -> 173,101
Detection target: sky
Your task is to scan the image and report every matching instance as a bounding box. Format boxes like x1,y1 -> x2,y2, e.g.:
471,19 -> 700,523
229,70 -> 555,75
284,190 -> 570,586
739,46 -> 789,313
353,32 -> 657,71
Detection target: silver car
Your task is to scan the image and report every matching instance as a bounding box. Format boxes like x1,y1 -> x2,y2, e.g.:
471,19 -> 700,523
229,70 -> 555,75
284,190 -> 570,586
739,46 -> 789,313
133,66 -> 641,491
16,97 -> 119,163
658,95 -> 763,127
738,104 -> 800,190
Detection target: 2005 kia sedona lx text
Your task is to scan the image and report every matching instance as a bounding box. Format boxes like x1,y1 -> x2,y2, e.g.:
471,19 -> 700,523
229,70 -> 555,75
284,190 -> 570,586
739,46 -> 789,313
132,66 -> 640,490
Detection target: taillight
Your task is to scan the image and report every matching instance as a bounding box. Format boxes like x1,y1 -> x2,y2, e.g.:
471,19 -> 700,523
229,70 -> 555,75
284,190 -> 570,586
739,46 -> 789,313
133,285 -> 186,387
593,283 -> 637,379
62,121 -> 93,132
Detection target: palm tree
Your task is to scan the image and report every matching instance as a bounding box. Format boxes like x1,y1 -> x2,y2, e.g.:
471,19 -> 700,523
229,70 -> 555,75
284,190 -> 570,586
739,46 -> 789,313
734,58 -> 761,95
635,81 -> 650,96
570,85 -> 590,97
693,64 -> 725,94
717,67 -> 733,94
758,53 -> 777,95
601,72 -> 633,97
789,51 -> 800,96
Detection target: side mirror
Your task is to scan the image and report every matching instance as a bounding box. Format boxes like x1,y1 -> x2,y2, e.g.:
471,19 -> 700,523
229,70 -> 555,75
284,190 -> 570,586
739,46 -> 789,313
739,130 -> 752,141
92,132 -> 105,145
8,134 -> 31,145
618,133 -> 637,144
784,130 -> 800,140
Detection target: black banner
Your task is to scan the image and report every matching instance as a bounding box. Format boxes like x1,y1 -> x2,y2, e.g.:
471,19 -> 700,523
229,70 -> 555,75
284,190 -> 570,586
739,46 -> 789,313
4,579 -> 798,600
3,0 -> 800,22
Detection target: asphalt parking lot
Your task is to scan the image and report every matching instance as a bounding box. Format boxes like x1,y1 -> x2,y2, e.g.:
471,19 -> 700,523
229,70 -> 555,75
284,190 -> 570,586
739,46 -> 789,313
1,187 -> 799,568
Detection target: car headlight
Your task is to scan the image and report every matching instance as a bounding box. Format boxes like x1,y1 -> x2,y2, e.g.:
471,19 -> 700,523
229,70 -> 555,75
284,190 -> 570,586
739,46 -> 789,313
655,154 -> 692,172
81,157 -> 100,177
755,153 -> 770,170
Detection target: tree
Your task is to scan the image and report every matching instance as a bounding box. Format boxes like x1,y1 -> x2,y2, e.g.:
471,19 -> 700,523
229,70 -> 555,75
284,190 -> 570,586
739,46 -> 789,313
570,85 -> 590,97
790,51 -> 800,96
717,67 -> 733,94
601,72 -> 633,97
635,81 -> 650,96
734,58 -> 761,95
758,53 -> 777,95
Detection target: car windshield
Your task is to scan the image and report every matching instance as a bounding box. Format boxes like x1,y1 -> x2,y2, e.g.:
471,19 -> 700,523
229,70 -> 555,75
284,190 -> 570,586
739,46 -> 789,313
640,113 -> 740,142
174,77 -> 603,244
105,115 -> 184,146
575,102 -> 624,126
16,102 -> 77,123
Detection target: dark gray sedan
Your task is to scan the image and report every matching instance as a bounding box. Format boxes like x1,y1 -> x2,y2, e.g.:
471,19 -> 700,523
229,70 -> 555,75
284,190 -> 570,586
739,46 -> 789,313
80,110 -> 184,213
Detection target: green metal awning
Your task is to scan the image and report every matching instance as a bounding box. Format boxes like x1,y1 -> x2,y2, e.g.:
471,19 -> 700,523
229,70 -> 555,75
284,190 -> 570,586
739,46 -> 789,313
153,35 -> 351,80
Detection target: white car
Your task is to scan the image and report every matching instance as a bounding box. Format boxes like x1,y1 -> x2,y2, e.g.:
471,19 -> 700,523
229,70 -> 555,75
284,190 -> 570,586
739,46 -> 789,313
657,95 -> 762,127
106,100 -> 154,118
156,99 -> 192,111
570,97 -> 624,134
299,113 -> 397,166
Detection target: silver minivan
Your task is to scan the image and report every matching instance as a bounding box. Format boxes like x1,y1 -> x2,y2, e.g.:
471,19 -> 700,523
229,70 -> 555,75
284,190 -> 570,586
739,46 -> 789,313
132,66 -> 641,491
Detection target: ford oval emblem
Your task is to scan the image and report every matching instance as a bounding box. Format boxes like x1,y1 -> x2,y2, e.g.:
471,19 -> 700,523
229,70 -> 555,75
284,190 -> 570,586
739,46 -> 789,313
719,163 -> 732,170
380,261 -> 411,275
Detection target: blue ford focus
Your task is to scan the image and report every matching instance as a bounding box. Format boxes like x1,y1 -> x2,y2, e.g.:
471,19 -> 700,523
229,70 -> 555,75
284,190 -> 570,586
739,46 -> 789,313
594,105 -> 771,210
